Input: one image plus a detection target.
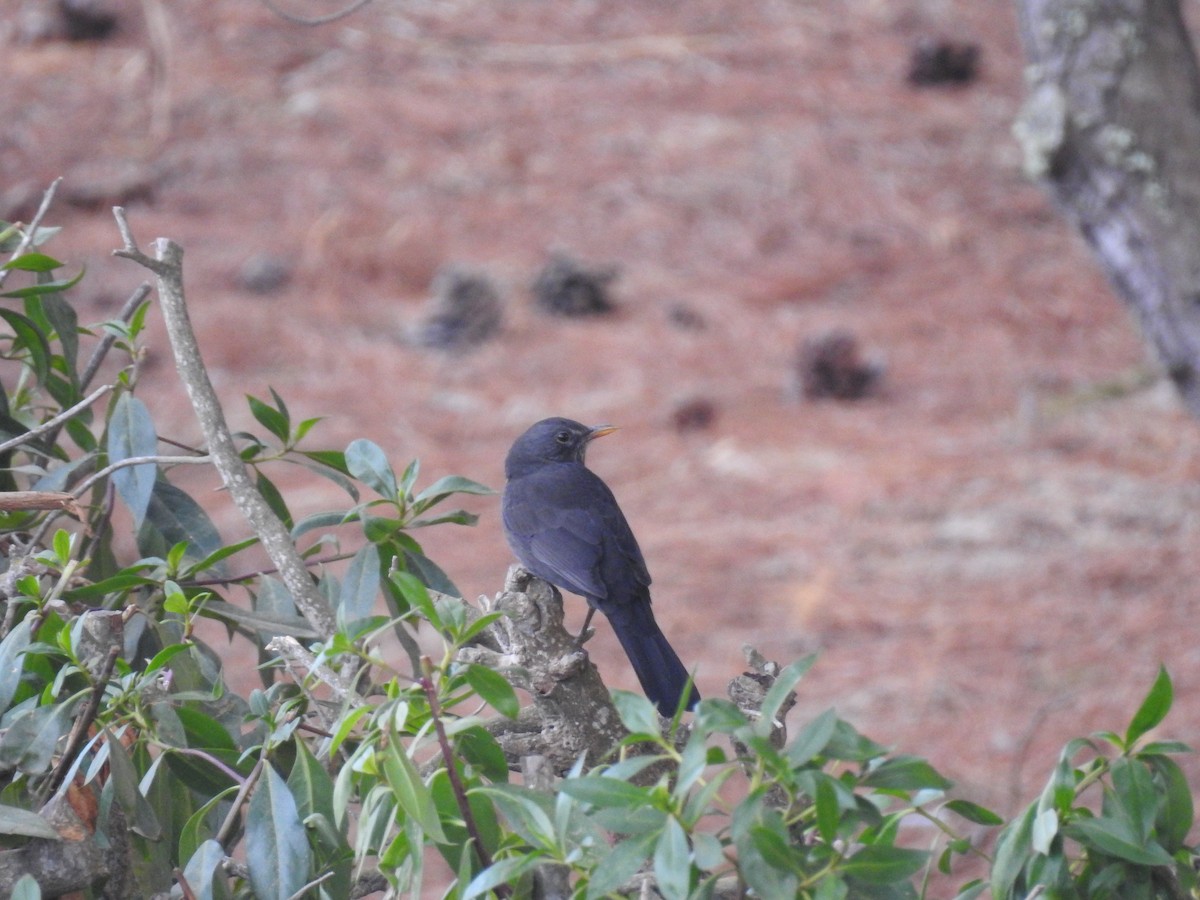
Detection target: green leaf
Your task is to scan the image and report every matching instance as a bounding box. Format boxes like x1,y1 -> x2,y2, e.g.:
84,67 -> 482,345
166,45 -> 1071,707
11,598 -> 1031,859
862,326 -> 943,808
402,548 -> 461,597
103,727 -> 161,839
138,480 -> 224,563
753,655 -> 815,737
559,775 -> 652,809
62,570 -> 157,601
786,707 -> 838,768
181,838 -> 231,900
612,689 -> 662,736
413,474 -> 495,507
862,755 -> 953,792
822,717 -> 888,762
2,253 -> 63,272
381,739 -> 447,843
1110,757 -> 1157,843
653,816 -> 692,900
199,598 -> 318,638
0,804 -> 59,839
462,857 -> 540,899
732,795 -> 798,898
179,786 -> 238,865
247,393 -> 289,442
944,798 -> 1003,826
841,844 -> 927,885
990,803 -> 1035,899
1146,755 -> 1194,851
464,663 -> 519,719
338,542 -> 380,624
586,832 -> 656,899
107,394 -> 157,530
815,774 -> 840,844
0,266 -> 84,298
254,470 -> 292,530
0,699 -> 78,775
345,438 -> 397,498
288,740 -> 335,826
291,509 -> 354,539
246,763 -> 311,900
1031,808 -> 1058,855
1125,665 -> 1172,747
455,724 -> 509,783
41,293 -> 78,379
474,785 -> 555,849
1062,815 -> 1174,867
0,308 -> 52,384
0,619 -> 32,714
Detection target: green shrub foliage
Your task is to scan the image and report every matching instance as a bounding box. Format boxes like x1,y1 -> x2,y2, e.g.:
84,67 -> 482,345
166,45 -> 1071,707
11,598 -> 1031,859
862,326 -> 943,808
0,214 -> 1195,898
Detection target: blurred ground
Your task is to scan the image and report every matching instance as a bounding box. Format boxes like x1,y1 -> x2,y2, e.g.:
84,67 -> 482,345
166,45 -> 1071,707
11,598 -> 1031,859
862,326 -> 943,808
5,0 -> 1200,890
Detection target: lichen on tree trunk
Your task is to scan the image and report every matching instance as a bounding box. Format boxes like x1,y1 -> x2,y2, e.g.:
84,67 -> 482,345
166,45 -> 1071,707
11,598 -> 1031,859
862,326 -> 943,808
1014,0 -> 1200,416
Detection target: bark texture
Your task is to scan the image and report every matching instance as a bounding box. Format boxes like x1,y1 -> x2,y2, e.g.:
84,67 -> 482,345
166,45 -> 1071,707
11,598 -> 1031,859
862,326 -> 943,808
1014,0 -> 1200,415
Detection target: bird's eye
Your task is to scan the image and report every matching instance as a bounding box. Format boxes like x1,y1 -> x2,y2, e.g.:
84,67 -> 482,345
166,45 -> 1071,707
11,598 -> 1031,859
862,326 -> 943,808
555,431 -> 572,444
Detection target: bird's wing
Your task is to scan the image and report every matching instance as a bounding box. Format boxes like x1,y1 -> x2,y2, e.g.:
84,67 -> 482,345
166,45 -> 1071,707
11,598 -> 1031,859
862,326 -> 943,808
503,464 -> 650,603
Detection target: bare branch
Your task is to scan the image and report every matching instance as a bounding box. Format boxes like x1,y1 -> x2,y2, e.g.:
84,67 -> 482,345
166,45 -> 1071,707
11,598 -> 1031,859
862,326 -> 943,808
111,208 -> 336,637
0,385 -> 113,456
0,178 -> 62,290
71,453 -> 212,498
0,492 -> 83,515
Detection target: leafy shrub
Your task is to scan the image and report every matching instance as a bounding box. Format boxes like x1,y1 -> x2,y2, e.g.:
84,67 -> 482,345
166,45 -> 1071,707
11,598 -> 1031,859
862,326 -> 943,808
0,204 -> 1194,899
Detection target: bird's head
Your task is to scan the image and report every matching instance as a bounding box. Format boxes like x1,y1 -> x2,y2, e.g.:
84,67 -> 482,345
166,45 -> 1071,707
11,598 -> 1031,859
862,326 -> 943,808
505,417 -> 617,476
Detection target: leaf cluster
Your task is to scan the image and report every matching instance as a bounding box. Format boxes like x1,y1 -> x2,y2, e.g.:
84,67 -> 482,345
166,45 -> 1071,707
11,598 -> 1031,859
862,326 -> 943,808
0,213 -> 1195,900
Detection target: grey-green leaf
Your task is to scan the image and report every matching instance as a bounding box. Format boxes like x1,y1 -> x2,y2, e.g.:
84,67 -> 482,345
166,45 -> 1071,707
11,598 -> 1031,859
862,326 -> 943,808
0,804 -> 59,839
246,763 -> 312,900
108,394 -> 157,530
0,619 -> 32,714
345,438 -> 397,498
653,816 -> 691,900
0,700 -> 77,775
338,542 -> 380,624
139,479 -> 223,563
182,839 -> 231,900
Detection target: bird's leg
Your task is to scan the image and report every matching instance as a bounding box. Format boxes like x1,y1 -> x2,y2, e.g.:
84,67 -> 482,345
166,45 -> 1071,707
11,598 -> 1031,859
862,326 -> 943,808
573,606 -> 597,648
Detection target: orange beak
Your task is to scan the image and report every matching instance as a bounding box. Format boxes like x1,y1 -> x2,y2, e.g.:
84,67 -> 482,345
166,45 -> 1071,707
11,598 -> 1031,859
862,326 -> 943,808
587,424 -> 618,441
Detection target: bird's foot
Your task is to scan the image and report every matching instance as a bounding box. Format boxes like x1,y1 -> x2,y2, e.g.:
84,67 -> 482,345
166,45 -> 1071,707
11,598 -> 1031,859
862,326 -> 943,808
571,626 -> 595,650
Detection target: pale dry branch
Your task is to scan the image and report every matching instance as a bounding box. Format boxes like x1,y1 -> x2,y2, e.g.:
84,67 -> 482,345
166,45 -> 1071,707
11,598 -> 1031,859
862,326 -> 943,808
111,207 -> 336,638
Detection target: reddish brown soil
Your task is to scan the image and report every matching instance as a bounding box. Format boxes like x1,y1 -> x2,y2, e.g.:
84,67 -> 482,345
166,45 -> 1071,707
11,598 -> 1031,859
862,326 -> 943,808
6,0 -> 1200,892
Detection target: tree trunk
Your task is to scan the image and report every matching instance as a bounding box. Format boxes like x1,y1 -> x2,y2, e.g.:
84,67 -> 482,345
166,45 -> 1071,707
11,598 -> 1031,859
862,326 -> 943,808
1014,0 -> 1200,416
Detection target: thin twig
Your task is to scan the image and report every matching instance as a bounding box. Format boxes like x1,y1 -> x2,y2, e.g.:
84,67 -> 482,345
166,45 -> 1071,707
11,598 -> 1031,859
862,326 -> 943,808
174,867 -> 199,900
181,549 -> 355,587
0,385 -> 113,456
0,178 -> 63,290
258,0 -> 374,26
420,662 -> 508,897
44,645 -> 120,798
79,283 -> 152,392
216,756 -> 264,848
71,454 -> 212,498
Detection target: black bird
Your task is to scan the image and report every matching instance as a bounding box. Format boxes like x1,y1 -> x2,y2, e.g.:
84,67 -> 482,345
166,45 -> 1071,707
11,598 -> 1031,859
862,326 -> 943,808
501,417 -> 700,715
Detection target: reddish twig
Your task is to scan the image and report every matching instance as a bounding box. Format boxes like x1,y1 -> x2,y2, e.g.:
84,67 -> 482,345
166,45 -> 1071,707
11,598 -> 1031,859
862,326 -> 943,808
419,660 -> 509,898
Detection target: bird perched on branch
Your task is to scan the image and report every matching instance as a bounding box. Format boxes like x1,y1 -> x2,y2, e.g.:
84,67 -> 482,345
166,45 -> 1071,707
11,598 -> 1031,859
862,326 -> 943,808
501,417 -> 700,715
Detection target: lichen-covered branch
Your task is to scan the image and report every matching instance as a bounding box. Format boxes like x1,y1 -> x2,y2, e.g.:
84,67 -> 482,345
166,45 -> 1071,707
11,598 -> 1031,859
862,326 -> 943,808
1014,0 -> 1200,416
458,566 -> 630,772
111,208 -> 336,638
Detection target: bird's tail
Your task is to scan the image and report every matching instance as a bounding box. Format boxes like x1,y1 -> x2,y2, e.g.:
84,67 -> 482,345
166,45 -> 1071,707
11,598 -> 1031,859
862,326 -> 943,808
608,601 -> 700,716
